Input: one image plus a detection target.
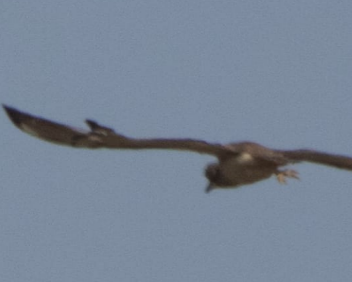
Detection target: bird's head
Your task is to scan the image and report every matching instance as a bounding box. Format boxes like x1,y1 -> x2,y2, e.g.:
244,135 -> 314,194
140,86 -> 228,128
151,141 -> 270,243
204,163 -> 221,193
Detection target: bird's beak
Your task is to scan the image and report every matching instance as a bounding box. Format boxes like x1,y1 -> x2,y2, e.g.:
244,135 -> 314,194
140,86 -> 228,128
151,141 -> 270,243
205,183 -> 214,193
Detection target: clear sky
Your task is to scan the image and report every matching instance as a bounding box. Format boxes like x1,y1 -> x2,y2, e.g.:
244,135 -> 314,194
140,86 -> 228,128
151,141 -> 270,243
1,1 -> 352,281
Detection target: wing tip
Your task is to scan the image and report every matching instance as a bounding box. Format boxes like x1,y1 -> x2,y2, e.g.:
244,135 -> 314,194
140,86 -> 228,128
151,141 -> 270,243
3,104 -> 25,128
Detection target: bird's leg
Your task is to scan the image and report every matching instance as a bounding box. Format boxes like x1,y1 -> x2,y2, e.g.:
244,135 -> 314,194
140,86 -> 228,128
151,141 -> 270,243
275,169 -> 299,184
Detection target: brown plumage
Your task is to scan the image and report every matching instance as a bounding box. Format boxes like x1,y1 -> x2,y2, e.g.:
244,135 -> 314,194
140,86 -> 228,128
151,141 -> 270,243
3,105 -> 352,192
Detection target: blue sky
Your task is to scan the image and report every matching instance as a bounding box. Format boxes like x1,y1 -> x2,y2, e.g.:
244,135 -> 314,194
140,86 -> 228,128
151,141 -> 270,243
1,1 -> 352,281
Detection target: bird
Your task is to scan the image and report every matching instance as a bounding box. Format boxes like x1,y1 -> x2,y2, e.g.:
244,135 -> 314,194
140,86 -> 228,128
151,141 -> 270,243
3,104 -> 352,192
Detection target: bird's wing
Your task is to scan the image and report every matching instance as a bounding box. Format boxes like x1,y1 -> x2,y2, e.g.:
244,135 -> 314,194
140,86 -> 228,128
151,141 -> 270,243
3,105 -> 234,157
226,141 -> 290,165
280,149 -> 352,171
3,105 -> 89,146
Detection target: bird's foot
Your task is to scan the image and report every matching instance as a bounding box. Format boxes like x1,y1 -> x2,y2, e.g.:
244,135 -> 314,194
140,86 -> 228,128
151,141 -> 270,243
275,169 -> 299,184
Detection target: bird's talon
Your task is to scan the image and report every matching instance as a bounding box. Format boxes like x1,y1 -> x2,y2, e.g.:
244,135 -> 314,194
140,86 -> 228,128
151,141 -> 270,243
275,169 -> 299,185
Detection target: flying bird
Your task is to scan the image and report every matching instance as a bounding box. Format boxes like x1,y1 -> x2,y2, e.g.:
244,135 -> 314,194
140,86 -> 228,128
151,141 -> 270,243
3,105 -> 352,192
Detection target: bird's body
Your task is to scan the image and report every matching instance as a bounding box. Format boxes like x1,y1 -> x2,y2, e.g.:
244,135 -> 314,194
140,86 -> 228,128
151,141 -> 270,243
208,151 -> 276,187
3,105 -> 352,192
204,142 -> 299,191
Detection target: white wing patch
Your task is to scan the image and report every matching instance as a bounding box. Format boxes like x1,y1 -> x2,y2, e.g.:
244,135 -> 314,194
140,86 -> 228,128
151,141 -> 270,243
236,152 -> 254,163
21,124 -> 41,138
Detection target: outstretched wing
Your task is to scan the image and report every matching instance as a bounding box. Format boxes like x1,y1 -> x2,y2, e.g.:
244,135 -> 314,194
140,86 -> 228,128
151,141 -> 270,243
3,105 -> 90,146
280,149 -> 352,171
3,105 -> 234,157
